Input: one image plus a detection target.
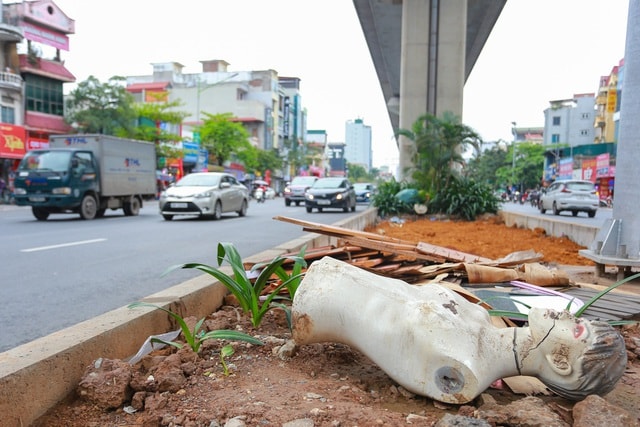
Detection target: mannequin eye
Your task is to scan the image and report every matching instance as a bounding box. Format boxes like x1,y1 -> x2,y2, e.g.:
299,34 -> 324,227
573,324 -> 585,338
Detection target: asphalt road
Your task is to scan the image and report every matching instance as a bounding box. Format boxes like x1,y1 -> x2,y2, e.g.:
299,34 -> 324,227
0,198 -> 367,352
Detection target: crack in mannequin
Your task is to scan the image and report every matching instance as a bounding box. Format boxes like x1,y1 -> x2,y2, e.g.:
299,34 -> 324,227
291,257 -> 627,404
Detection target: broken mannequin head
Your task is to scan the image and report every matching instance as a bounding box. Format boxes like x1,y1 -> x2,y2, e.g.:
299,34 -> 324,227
523,307 -> 627,400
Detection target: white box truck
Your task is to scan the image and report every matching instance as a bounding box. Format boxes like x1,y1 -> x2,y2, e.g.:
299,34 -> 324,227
13,134 -> 157,220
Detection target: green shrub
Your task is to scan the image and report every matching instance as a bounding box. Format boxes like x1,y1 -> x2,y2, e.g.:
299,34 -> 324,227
372,179 -> 415,217
429,176 -> 501,221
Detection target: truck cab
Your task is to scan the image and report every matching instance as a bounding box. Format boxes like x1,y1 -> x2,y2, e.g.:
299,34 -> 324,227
14,149 -> 101,220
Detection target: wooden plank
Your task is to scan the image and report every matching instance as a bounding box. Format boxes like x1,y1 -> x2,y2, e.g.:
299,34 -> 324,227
416,242 -> 492,263
274,216 -> 414,244
340,235 -> 447,263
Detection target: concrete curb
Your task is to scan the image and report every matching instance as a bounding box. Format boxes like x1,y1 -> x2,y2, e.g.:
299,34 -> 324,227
0,208 -> 378,427
499,210 -> 599,247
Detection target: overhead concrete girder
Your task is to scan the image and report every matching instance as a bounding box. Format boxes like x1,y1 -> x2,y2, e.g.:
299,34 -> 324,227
353,0 -> 507,177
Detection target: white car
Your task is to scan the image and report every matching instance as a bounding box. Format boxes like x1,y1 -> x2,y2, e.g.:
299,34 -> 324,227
264,187 -> 276,199
539,179 -> 598,218
159,172 -> 249,220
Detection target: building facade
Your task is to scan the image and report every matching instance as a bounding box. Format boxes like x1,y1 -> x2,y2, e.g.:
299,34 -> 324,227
543,93 -> 595,148
125,60 -> 306,189
344,118 -> 372,172
0,0 -> 74,192
594,60 -> 622,144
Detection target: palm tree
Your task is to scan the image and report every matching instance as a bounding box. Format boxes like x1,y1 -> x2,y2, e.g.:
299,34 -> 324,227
397,111 -> 481,197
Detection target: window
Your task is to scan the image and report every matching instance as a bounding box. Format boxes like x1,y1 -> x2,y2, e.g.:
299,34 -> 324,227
552,116 -> 561,126
582,112 -> 590,119
551,134 -> 560,143
25,75 -> 64,116
580,129 -> 589,136
1,106 -> 15,123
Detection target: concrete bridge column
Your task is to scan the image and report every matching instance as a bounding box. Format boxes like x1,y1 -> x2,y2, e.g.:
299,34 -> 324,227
580,0 -> 640,278
398,0 -> 467,180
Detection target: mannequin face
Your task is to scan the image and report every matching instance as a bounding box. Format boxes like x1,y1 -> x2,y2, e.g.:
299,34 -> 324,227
526,307 -> 627,400
527,308 -> 591,378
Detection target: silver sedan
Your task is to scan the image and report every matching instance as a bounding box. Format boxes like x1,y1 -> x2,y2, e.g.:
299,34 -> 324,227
159,172 -> 249,220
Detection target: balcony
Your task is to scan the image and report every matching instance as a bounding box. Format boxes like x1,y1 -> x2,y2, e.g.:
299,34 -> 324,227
0,14 -> 23,42
0,70 -> 23,91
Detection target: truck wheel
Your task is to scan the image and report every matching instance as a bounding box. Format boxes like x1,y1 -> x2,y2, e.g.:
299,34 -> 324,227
237,200 -> 247,217
162,214 -> 174,221
124,197 -> 141,216
79,195 -> 98,220
32,207 -> 49,221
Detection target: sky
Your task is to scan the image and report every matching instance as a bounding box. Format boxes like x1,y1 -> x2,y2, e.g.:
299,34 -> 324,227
49,0 -> 629,170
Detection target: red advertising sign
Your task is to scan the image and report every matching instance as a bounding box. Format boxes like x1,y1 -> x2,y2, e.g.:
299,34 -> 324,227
0,124 -> 27,159
582,158 -> 597,182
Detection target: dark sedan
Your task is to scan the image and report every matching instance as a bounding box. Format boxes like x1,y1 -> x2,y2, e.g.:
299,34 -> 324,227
304,177 -> 357,213
354,182 -> 376,203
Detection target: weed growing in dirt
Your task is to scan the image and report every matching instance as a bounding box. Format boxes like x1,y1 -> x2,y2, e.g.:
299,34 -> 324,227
127,302 -> 264,353
165,242 -> 306,328
219,345 -> 234,376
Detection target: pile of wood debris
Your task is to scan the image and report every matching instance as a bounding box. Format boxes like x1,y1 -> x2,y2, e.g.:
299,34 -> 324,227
256,216 -> 640,323
271,216 -> 569,287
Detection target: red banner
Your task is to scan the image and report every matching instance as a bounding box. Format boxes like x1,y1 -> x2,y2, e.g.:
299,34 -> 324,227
582,158 -> 597,182
0,124 -> 27,159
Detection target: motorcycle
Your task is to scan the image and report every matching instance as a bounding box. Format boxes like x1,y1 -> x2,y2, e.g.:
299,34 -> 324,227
253,187 -> 265,203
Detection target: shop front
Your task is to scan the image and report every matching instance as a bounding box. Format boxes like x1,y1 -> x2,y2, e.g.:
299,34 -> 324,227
0,124 -> 27,196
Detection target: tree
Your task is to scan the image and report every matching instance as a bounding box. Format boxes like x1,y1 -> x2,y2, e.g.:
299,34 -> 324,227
122,101 -> 189,160
495,142 -> 545,191
255,149 -> 283,176
198,113 -> 252,166
397,111 -> 482,198
466,145 -> 508,189
347,163 -> 368,181
65,76 -> 137,135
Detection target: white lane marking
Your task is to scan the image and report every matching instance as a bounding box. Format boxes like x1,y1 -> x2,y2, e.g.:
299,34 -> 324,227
21,238 -> 107,253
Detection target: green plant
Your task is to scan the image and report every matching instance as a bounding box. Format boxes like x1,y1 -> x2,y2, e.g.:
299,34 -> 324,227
429,176 -> 501,221
396,112 -> 481,196
272,245 -> 307,298
165,242 -> 306,328
127,301 -> 263,353
219,344 -> 235,376
372,178 -> 415,217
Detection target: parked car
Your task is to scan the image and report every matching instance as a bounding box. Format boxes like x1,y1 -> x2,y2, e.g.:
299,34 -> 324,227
159,172 -> 249,220
305,177 -> 357,213
538,179 -> 598,218
353,182 -> 376,203
284,176 -> 318,206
